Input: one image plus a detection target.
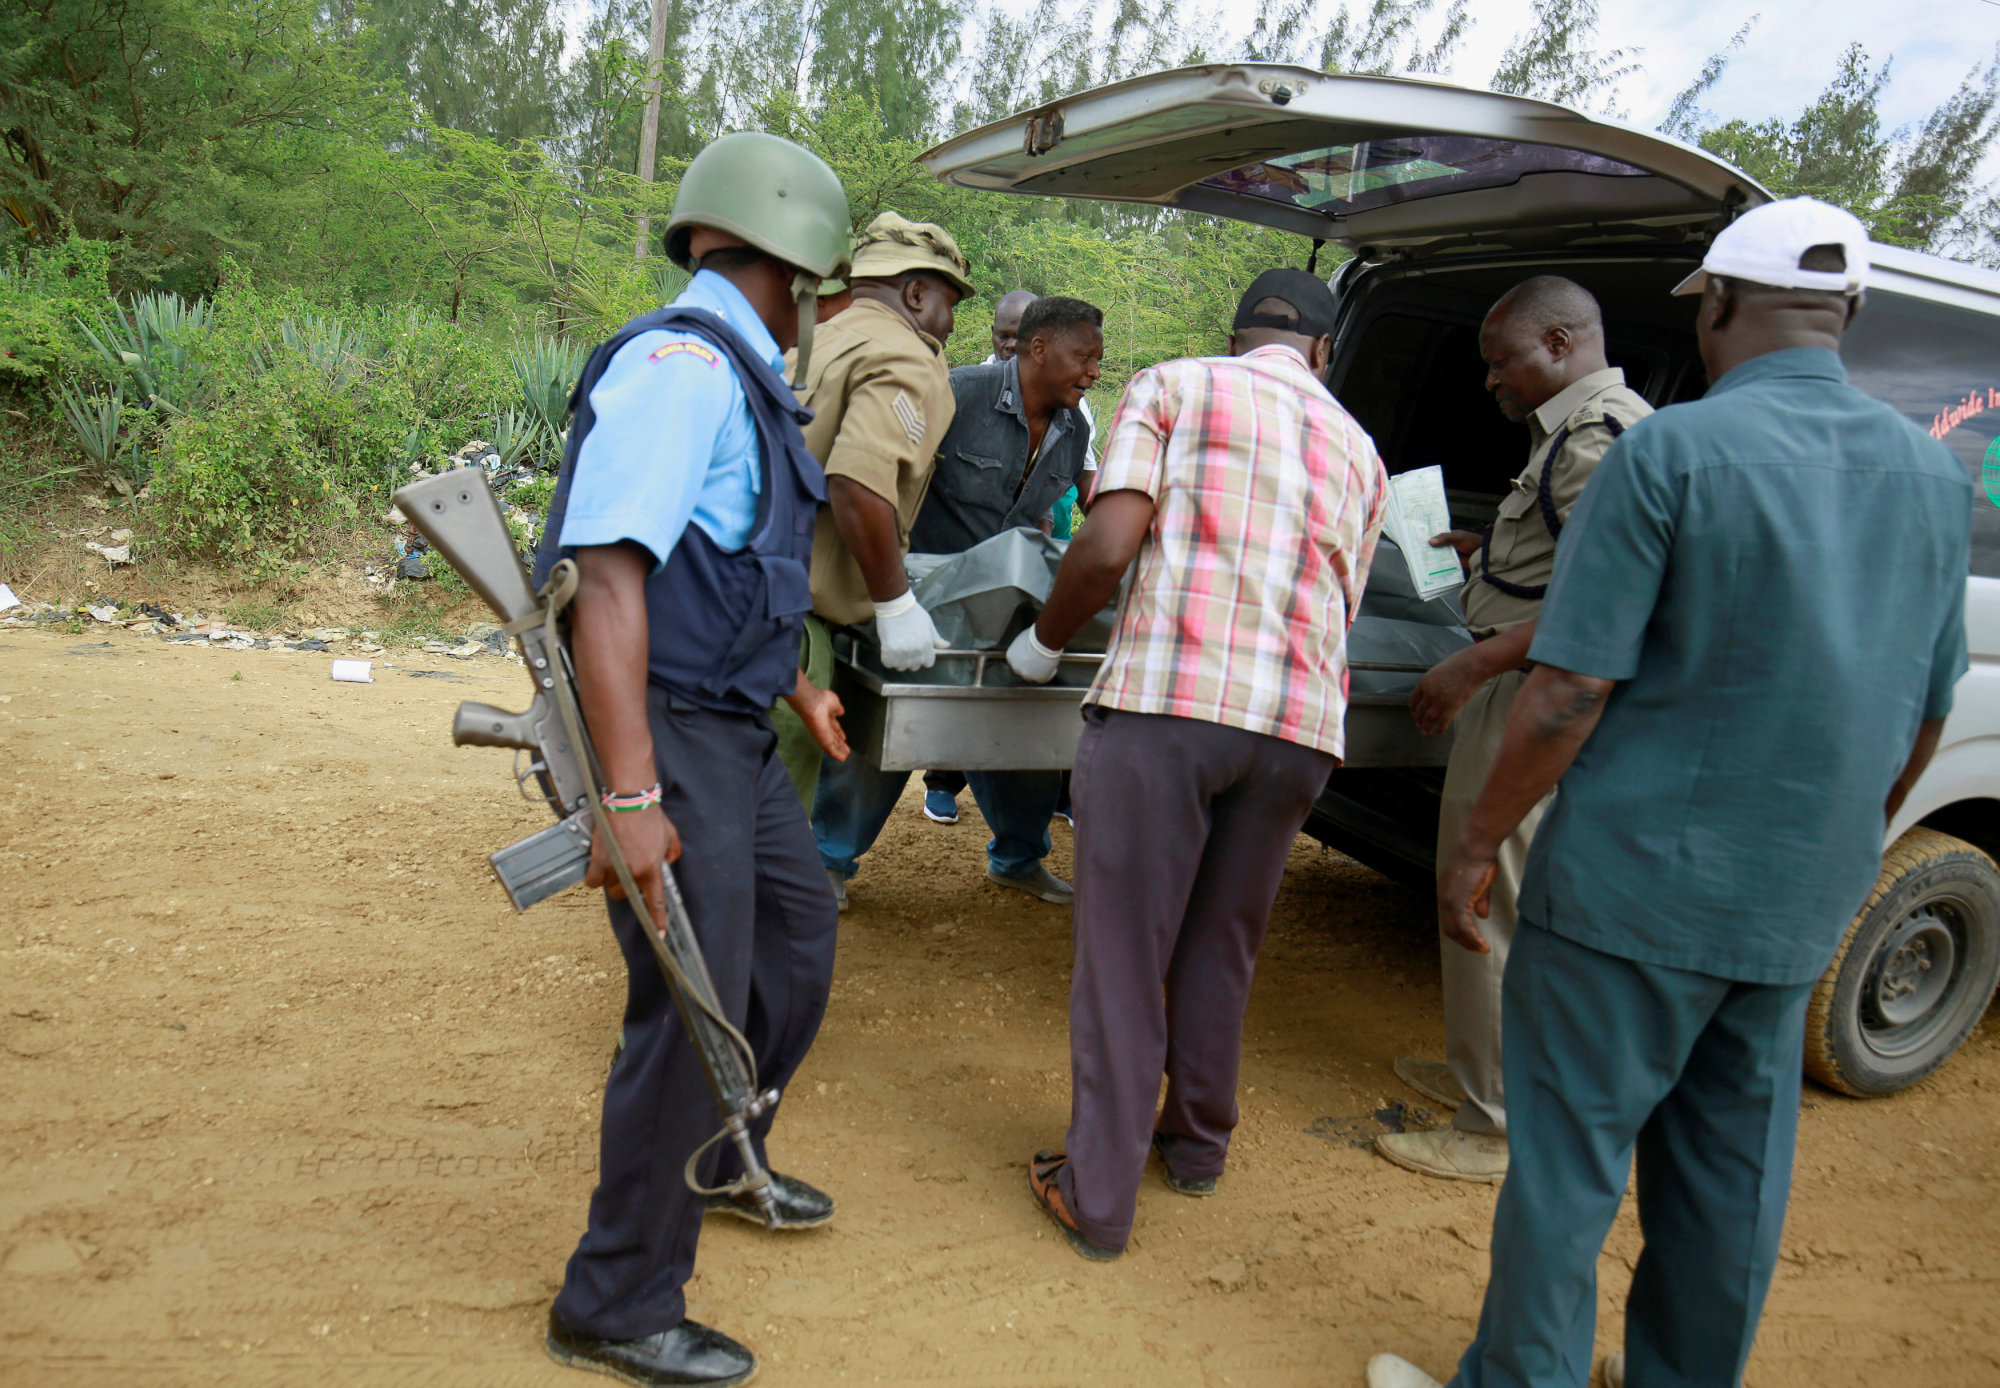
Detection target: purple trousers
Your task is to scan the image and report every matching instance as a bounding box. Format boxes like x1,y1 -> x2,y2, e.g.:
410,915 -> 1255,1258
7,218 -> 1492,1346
1057,707 -> 1334,1249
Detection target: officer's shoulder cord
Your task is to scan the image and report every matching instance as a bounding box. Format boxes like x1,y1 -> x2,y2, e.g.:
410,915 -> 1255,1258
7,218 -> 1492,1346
1475,412 -> 1629,602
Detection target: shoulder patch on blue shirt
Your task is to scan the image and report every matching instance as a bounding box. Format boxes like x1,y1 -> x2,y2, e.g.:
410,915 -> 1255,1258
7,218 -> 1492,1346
649,340 -> 720,367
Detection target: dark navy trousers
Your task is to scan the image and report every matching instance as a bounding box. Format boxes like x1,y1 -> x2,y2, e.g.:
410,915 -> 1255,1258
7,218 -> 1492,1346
1452,921 -> 1815,1388
553,691 -> 838,1339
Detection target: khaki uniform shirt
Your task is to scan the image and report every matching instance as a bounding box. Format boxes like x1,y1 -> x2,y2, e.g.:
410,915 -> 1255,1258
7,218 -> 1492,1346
790,298 -> 955,625
1461,367 -> 1654,636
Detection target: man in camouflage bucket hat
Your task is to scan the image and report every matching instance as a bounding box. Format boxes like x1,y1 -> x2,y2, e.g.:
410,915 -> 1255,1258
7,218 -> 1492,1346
770,214 -> 973,881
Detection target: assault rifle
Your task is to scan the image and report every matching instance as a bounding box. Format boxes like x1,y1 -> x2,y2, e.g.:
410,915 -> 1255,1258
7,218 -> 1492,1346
392,467 -> 782,1226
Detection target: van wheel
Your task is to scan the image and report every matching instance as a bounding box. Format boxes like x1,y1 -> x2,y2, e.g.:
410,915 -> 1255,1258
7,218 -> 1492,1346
1804,828 -> 2000,1097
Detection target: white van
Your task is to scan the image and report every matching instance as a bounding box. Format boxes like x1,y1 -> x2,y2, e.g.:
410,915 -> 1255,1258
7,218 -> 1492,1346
922,64 -> 2000,1097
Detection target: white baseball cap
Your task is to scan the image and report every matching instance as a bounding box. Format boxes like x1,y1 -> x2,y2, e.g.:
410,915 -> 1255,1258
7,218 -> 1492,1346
1671,196 -> 1871,297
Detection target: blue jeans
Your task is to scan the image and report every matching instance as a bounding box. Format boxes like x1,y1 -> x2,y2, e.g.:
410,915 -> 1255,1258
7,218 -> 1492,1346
813,751 -> 1060,880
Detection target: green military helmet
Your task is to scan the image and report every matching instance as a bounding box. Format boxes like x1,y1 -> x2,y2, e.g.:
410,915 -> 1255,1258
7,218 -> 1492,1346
664,132 -> 852,281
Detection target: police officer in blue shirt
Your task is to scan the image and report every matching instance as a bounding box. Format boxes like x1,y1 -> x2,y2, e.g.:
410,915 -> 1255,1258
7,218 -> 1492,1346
1369,200 -> 1971,1388
532,132 -> 854,1388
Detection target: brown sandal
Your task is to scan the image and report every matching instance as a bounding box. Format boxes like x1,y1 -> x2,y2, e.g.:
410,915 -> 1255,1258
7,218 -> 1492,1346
1028,1150 -> 1123,1261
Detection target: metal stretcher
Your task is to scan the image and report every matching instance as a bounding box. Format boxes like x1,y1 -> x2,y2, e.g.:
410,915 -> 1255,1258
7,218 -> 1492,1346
830,631 -> 1455,773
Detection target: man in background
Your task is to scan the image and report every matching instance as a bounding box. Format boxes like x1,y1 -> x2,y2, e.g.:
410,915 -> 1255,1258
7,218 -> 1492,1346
986,288 -> 1038,363
1010,269 -> 1388,1260
817,296 -> 1104,906
815,276 -> 852,322
1379,277 -> 1651,1186
1370,199 -> 1969,1388
911,296 -> 1103,553
993,288 -> 1099,524
771,213 -> 972,839
925,290 -> 1099,826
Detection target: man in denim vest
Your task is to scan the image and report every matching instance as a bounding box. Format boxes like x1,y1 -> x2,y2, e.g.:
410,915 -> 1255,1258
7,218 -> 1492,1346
813,297 -> 1106,904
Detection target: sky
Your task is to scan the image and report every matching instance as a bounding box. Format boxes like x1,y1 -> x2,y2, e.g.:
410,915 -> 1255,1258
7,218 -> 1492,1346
994,0 -> 2000,145
1481,0 -> 1997,137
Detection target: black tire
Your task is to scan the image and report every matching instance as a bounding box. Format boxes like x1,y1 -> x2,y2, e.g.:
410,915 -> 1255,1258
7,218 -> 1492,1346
1805,827 -> 2000,1097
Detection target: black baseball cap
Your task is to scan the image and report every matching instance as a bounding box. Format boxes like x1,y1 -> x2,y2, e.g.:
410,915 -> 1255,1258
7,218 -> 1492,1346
1233,267 -> 1339,340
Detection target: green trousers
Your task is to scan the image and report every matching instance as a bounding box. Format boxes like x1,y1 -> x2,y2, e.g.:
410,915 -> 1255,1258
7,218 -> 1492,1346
1451,921 -> 1812,1388
771,615 -> 834,811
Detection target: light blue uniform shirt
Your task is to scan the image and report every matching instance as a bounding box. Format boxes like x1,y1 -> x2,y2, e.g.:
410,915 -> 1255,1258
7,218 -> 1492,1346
557,270 -> 784,568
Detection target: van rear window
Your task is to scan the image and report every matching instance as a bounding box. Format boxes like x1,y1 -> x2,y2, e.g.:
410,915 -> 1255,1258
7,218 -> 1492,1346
1198,137 -> 1651,217
1842,291 -> 2000,578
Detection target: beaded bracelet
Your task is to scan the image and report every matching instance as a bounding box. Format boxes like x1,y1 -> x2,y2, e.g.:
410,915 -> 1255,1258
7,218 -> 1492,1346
602,783 -> 662,813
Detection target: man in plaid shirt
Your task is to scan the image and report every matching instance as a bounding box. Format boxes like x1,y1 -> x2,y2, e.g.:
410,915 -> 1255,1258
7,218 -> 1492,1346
1008,268 -> 1389,1260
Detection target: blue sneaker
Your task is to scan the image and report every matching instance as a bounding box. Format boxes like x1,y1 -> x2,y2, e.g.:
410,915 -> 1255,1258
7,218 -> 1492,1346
922,789 -> 960,824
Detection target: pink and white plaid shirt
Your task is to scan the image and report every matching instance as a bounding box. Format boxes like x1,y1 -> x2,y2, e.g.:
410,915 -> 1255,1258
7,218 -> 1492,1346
1084,343 -> 1389,759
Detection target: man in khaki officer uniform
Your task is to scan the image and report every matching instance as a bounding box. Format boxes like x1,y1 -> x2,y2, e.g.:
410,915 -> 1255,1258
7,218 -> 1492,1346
770,212 -> 971,850
1377,276 -> 1652,1184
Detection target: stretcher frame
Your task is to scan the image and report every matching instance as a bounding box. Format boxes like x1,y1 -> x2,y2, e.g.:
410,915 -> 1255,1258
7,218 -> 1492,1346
830,633 -> 1455,772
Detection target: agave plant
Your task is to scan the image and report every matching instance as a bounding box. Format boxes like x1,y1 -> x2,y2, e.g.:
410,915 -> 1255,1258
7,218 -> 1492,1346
487,406 -> 544,471
509,334 -> 586,460
278,312 -> 370,386
649,262 -> 692,305
56,381 -> 125,468
76,291 -> 212,414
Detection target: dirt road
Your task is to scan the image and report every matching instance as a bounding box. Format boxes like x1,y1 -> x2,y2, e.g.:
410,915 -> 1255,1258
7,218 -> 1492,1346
2,625 -> 1996,1386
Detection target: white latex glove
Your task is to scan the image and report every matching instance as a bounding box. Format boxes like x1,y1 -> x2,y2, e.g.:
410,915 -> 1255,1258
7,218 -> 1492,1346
1006,625 -> 1062,683
873,587 -> 949,671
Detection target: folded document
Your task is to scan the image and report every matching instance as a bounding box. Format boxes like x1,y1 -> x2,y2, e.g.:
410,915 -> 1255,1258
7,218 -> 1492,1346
1381,465 -> 1464,602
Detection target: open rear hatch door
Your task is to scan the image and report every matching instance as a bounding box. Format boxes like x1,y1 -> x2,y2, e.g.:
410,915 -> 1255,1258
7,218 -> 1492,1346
920,64 -> 1769,256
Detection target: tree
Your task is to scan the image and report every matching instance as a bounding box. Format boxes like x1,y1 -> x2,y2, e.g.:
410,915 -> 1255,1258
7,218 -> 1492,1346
1488,0 -> 1639,115
363,0 -> 571,142
1689,44 -> 2000,258
563,0 -> 653,187
1882,50 -> 2000,255
953,0 -> 1098,131
811,0 -> 967,140
0,0 -> 375,287
1241,0 -> 1314,64
1231,1 -> 1471,82
1656,19 -> 1754,142
634,0 -> 672,260
1318,0 -> 1469,77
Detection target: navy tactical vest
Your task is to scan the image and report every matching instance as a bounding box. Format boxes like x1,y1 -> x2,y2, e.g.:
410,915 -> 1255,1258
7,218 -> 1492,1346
533,306 -> 823,713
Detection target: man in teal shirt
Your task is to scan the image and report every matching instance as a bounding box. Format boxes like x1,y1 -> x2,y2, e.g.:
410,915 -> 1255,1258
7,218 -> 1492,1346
1370,199 -> 1970,1388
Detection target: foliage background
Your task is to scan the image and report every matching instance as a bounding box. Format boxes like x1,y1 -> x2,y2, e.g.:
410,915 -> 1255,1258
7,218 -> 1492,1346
3,0 -> 1997,565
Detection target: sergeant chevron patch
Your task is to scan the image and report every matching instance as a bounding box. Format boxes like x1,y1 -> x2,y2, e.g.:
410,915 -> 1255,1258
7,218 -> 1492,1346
892,390 -> 925,444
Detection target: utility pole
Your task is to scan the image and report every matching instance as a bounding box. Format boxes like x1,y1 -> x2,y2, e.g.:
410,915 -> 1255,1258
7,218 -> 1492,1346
633,0 -> 670,262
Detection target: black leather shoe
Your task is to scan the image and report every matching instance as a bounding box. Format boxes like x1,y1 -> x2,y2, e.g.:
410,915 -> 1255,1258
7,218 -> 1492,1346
546,1308 -> 756,1387
703,1170 -> 834,1229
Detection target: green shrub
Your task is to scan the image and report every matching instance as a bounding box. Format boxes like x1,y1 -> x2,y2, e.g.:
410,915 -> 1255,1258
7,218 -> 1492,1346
509,473 -> 556,516
20,257 -> 596,565
136,283 -> 529,560
153,385 -> 344,564
0,234 -> 112,392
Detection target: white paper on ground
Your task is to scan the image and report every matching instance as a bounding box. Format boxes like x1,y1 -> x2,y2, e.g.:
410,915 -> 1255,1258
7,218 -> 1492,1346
330,659 -> 374,683
0,583 -> 18,613
1384,466 -> 1464,601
